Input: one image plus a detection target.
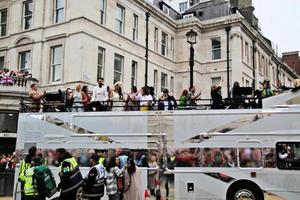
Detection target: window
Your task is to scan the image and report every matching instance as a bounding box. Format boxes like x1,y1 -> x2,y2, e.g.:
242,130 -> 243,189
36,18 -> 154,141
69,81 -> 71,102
245,42 -> 249,63
212,38 -> 221,60
23,0 -> 33,30
154,27 -> 158,52
272,67 -> 276,84
179,1 -> 188,13
0,9 -> 7,36
97,47 -> 105,80
0,56 -> 4,70
161,32 -> 168,56
51,46 -> 63,82
162,5 -> 169,15
276,142 -> 300,170
170,76 -> 174,93
241,38 -> 243,59
171,37 -> 174,59
114,54 -> 123,84
54,0 -> 64,23
182,13 -> 194,19
246,80 -> 250,87
265,59 -> 269,77
161,72 -> 168,92
154,69 -> 158,95
18,51 -> 31,71
99,0 -> 106,25
239,148 -> 262,168
212,77 -> 221,86
0,112 -> 18,133
115,4 -> 125,34
242,77 -> 244,86
131,61 -> 137,87
132,14 -> 138,41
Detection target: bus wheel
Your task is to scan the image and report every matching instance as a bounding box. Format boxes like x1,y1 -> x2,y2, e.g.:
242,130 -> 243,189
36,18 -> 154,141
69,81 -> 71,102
226,181 -> 264,200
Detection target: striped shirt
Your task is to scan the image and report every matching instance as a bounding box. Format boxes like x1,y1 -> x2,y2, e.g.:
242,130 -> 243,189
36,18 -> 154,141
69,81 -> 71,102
106,166 -> 124,195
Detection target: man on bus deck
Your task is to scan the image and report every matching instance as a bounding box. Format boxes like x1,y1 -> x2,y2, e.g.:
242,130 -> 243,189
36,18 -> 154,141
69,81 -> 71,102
55,148 -> 83,200
19,146 -> 37,200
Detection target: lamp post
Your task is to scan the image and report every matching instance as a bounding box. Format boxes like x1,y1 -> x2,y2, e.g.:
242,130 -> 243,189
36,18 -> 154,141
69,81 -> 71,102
186,29 -> 198,89
145,12 -> 150,87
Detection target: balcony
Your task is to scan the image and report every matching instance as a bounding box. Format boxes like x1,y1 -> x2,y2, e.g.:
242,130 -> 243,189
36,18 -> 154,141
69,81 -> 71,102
0,77 -> 39,111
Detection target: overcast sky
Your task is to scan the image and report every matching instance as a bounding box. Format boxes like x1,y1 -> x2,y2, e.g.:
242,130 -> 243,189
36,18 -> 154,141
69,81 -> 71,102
252,0 -> 300,55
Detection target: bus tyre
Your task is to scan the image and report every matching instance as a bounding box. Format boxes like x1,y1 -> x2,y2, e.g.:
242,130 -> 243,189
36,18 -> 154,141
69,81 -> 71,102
227,181 -> 264,200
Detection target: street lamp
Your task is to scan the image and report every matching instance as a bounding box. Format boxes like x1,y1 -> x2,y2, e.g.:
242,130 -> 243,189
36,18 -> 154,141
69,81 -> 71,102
186,29 -> 198,89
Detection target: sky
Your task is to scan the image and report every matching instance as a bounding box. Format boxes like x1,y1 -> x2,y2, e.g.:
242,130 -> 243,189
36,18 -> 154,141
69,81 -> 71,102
252,0 -> 300,55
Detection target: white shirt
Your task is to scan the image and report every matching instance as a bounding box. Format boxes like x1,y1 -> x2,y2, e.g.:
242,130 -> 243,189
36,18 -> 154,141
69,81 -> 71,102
137,94 -> 153,106
91,85 -> 109,102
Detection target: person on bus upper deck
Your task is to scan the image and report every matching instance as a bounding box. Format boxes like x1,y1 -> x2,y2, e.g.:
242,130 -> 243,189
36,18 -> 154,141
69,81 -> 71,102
158,89 -> 177,111
19,146 -> 37,200
91,78 -> 110,111
72,84 -> 84,112
211,85 -> 225,109
29,83 -> 46,112
187,86 -> 201,108
55,148 -> 83,200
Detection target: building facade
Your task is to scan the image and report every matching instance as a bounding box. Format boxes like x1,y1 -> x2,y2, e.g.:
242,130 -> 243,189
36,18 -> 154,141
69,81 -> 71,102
282,51 -> 300,76
0,0 -> 298,151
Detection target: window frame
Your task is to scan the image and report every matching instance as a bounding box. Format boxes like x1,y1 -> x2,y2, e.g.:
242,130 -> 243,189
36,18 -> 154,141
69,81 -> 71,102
132,14 -> 138,41
154,27 -> 158,52
170,37 -> 174,59
99,0 -> 106,25
18,50 -> 31,72
0,9 -> 7,37
22,0 -> 33,30
245,42 -> 249,63
97,47 -> 105,81
161,32 -> 168,56
211,37 -> 221,60
114,54 -> 124,84
54,0 -> 65,24
161,72 -> 168,92
0,56 -> 5,70
170,76 -> 174,94
179,1 -> 188,13
154,69 -> 158,96
131,60 -> 137,87
50,45 -> 63,83
115,4 -> 125,34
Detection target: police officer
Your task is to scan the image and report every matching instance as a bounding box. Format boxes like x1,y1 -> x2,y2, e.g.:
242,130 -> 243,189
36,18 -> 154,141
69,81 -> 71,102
82,154 -> 106,200
24,157 -> 44,200
19,146 -> 37,200
55,148 -> 83,200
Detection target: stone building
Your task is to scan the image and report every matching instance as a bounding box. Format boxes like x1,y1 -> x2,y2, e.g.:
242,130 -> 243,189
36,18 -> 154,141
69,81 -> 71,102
0,0 -> 298,152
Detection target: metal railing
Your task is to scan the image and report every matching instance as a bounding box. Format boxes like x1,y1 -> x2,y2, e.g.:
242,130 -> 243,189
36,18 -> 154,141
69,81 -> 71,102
19,97 -> 263,113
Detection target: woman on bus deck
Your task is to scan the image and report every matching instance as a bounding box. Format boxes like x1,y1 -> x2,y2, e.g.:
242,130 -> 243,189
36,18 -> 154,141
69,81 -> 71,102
81,85 -> 91,112
110,82 -> 124,112
72,84 -> 84,112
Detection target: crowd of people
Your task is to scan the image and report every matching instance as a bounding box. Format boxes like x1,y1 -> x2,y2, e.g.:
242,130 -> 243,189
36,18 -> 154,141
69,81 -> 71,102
17,146 -> 159,200
26,77 -> 300,113
0,152 -> 16,170
0,68 -> 37,86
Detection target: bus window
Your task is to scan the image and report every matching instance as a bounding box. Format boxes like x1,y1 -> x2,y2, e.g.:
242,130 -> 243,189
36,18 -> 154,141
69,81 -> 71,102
264,148 -> 276,168
239,148 -> 262,168
276,142 -> 300,170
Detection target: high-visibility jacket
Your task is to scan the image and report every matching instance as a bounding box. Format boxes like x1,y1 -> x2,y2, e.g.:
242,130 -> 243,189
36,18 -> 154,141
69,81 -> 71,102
24,167 -> 39,196
82,164 -> 106,198
19,159 -> 31,182
99,157 -> 106,165
59,157 -> 83,194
